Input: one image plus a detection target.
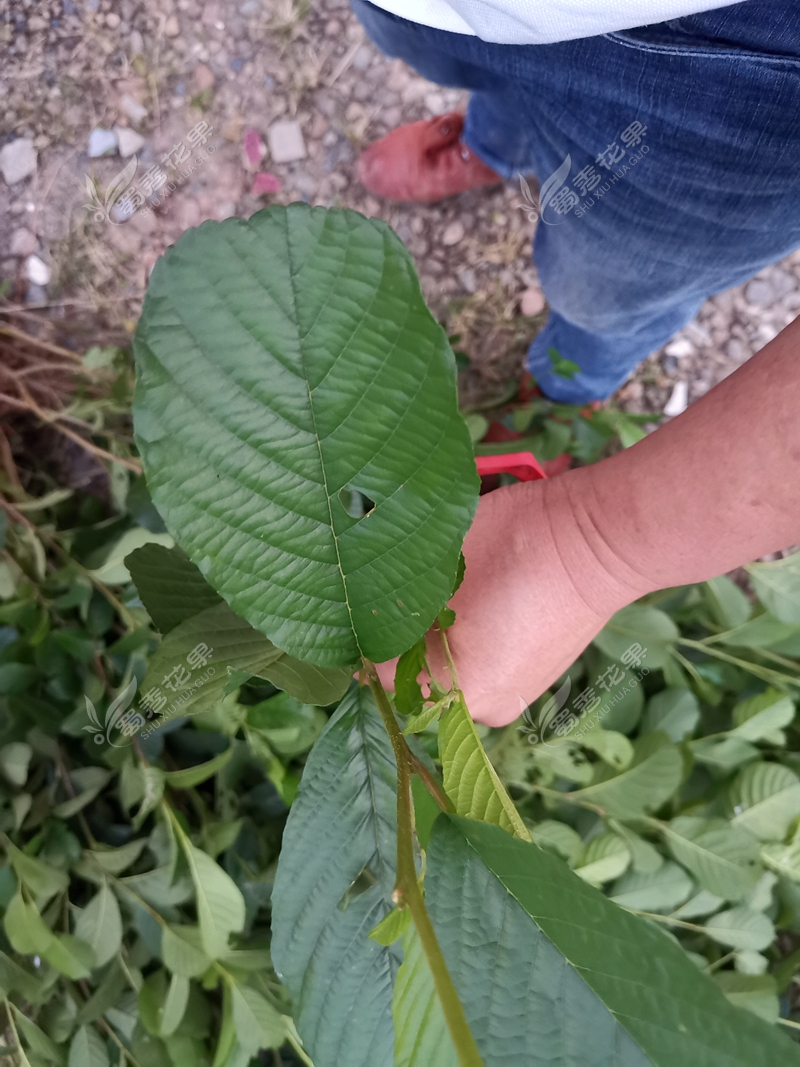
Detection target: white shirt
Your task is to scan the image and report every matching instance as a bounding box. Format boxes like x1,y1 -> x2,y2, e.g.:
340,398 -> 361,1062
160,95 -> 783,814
367,0 -> 743,45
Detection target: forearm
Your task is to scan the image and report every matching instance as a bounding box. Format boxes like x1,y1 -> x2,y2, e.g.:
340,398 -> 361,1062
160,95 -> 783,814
541,315 -> 800,609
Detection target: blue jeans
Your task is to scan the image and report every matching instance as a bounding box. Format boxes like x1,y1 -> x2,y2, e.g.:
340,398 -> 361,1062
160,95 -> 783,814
351,1 -> 800,401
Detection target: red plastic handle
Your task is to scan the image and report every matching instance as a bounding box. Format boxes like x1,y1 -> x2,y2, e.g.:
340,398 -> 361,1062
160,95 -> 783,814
475,451 -> 547,482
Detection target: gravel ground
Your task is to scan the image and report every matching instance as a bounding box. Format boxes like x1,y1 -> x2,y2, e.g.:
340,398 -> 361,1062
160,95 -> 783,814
1,0 -> 798,416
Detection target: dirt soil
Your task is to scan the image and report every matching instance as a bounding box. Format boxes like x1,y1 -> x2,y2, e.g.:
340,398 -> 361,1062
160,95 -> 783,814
2,0 -> 799,416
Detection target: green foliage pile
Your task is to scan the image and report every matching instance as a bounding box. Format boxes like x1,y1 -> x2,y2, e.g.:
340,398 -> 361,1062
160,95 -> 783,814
0,204 -> 799,1067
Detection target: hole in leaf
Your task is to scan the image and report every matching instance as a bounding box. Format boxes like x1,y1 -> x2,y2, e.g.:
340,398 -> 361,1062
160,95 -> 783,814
337,865 -> 378,912
338,487 -> 376,520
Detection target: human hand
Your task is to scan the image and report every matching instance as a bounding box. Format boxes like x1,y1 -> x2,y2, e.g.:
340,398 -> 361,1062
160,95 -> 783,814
379,471 -> 642,726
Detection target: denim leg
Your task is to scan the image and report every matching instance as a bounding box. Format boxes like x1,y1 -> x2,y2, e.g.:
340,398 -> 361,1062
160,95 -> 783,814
351,1 -> 800,402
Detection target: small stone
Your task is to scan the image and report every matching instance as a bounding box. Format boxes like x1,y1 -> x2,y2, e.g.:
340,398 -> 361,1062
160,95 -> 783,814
744,279 -> 774,306
251,172 -> 281,195
119,92 -> 148,124
193,62 -> 215,90
243,127 -> 266,168
352,45 -> 373,71
239,0 -> 261,13
520,286 -> 546,316
0,138 -> 37,185
114,125 -> 145,157
442,220 -> 464,246
725,337 -> 749,363
88,128 -> 118,157
128,29 -> 144,54
424,92 -> 446,114
25,283 -> 48,305
663,380 -> 689,417
267,119 -> 306,164
105,11 -> 120,27
10,228 -> 37,257
457,268 -> 477,293
664,336 -> 694,359
164,14 -> 180,36
28,15 -> 48,30
25,254 -> 50,286
745,269 -> 795,306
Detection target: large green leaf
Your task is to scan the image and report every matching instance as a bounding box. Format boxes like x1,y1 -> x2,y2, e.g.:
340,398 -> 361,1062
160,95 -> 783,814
662,817 -> 762,901
438,693 -> 530,840
272,686 -> 400,1067
729,762 -> 800,842
425,815 -> 800,1067
133,205 -> 479,668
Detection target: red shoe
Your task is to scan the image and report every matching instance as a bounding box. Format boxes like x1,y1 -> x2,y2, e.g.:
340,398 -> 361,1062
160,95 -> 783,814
356,112 -> 502,202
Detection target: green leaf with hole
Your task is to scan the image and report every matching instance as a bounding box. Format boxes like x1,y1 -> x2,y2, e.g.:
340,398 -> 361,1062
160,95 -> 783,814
425,815 -> 800,1067
438,693 -> 530,840
133,205 -> 479,669
272,686 -> 400,1067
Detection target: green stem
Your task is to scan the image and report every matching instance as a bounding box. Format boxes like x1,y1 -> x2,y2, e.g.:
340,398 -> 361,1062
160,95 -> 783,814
677,638 -> 800,688
526,782 -> 607,817
364,662 -> 485,1067
285,1019 -> 315,1066
627,909 -> 709,934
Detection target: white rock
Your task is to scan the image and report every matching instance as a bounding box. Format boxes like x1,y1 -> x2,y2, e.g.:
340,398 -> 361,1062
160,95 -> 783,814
442,221 -> 464,246
267,120 -> 306,164
725,338 -> 749,363
10,227 -> 37,257
745,272 -> 795,307
520,286 -> 546,316
114,125 -> 146,158
664,336 -> 694,359
0,138 -> 37,185
88,128 -> 118,157
24,254 -> 50,286
663,380 -> 689,417
119,92 -> 148,124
